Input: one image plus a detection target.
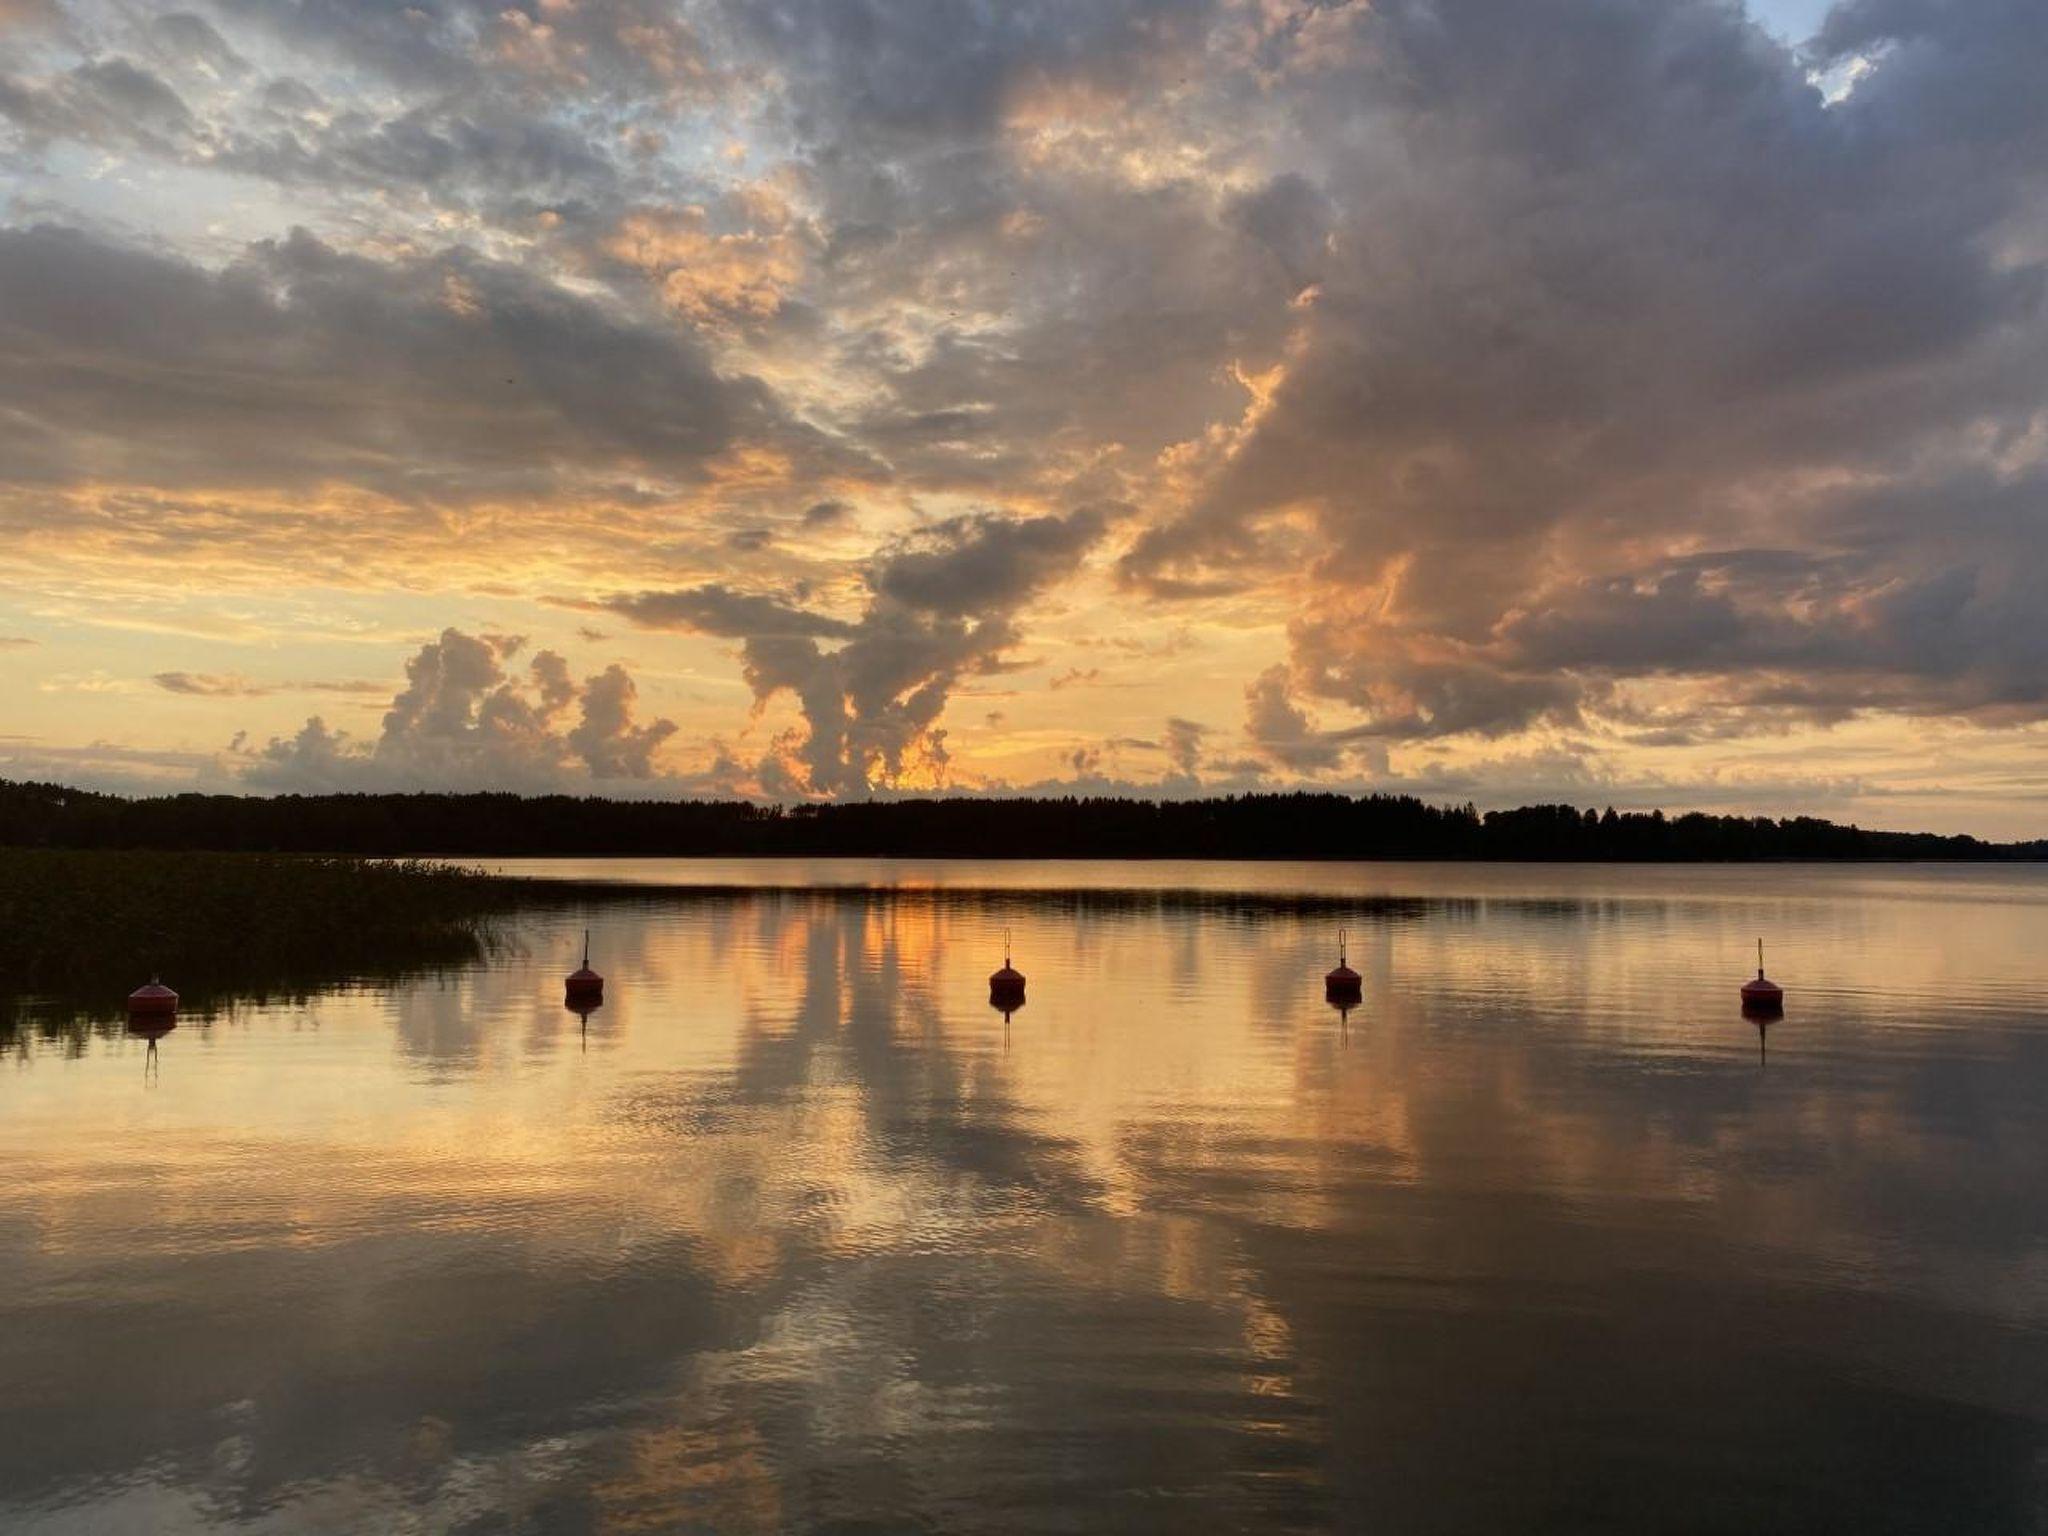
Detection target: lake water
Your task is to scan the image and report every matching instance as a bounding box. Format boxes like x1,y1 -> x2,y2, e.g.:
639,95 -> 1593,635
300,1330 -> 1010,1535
3,861 -> 2046,1534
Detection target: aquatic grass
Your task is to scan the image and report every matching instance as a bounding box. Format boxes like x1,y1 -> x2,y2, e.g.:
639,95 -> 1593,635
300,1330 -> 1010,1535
0,850 -> 606,1035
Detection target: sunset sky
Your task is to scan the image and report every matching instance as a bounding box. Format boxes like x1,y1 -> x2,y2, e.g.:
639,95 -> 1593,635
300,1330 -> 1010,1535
1,0 -> 2043,833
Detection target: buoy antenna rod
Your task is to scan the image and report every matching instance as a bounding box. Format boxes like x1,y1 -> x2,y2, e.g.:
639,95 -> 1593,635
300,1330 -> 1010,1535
583,928 -> 590,969
1757,936 -> 1765,978
1003,925 -> 1012,967
1338,927 -> 1348,966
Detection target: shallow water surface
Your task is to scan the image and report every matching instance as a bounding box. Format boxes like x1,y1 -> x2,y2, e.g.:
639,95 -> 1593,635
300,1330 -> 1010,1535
4,862 -> 2046,1533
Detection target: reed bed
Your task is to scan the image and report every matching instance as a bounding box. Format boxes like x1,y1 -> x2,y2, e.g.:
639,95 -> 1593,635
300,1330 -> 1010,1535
0,850 -> 577,1033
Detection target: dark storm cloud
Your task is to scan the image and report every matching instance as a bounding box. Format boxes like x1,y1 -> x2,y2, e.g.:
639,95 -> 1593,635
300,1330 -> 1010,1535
0,222 -> 822,498
604,506 -> 1112,794
1120,0 -> 2048,740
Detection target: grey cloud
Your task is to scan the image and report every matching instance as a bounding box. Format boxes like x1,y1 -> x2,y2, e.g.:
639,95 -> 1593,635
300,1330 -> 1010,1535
1811,0 -> 2048,152
601,585 -> 858,641
215,101 -> 621,211
1119,0 -> 2048,741
1164,716 -> 1206,779
215,0 -> 720,108
0,223 -> 823,499
606,506 -> 1110,794
567,663 -> 677,777
871,506 -> 1113,617
0,0 -> 65,34
0,735 -> 233,795
1487,513 -> 2048,728
0,5 -> 728,238
713,3 -> 1310,507
8,0 -> 2047,793
826,171 -> 1318,500
156,671 -> 267,697
1244,666 -> 1344,774
0,56 -> 196,153
146,13 -> 247,78
721,0 -> 1211,146
206,0 -> 492,96
257,77 -> 323,117
153,671 -> 391,698
245,627 -> 682,790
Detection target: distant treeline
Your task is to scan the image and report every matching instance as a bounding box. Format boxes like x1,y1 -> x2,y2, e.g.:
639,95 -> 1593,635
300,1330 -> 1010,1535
1,779 -> 2038,861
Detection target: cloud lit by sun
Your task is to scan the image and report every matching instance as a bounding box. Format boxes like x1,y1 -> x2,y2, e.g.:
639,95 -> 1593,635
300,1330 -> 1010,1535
1,0 -> 2045,833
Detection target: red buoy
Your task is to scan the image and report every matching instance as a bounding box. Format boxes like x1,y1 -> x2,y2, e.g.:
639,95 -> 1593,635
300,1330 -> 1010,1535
989,927 -> 1025,1000
127,977 -> 178,1019
565,929 -> 604,1005
1740,938 -> 1783,1014
1325,928 -> 1361,999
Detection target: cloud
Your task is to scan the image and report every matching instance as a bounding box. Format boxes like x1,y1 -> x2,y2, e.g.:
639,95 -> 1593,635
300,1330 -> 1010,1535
5,0 -> 2048,825
1164,716 -> 1206,779
243,627 -> 681,790
601,206 -> 805,327
0,635 -> 36,649
0,0 -> 65,34
213,0 -> 719,107
0,223 -> 828,501
0,57 -> 197,155
1244,666 -> 1343,774
153,671 -> 388,699
600,584 -> 857,641
603,506 -> 1111,794
870,506 -> 1113,617
144,14 -> 247,79
0,734 -> 234,794
213,99 -> 624,212
155,672 -> 273,698
720,0 -> 1210,149
1117,0 -> 2048,741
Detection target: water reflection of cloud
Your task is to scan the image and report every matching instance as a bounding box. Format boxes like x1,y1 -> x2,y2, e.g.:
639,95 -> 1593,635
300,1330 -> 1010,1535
4,873 -> 2047,1530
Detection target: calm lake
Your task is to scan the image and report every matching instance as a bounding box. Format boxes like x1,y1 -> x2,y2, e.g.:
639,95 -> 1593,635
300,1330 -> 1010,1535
4,861 -> 2046,1534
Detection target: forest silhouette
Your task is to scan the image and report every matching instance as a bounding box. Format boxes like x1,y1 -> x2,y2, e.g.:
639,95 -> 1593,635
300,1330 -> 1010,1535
4,780 -> 2039,862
